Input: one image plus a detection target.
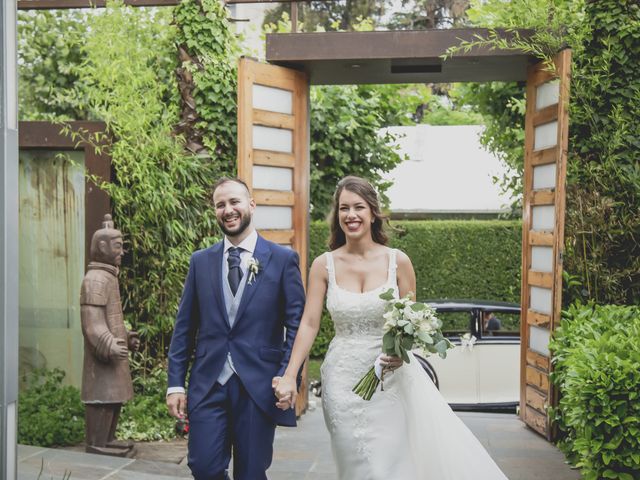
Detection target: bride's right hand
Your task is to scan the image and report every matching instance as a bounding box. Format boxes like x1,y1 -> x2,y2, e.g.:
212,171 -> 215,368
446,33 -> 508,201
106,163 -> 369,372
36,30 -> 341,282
274,375 -> 297,410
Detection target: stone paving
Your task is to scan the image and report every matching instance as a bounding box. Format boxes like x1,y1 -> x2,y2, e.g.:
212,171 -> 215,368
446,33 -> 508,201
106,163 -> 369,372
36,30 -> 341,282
18,400 -> 581,479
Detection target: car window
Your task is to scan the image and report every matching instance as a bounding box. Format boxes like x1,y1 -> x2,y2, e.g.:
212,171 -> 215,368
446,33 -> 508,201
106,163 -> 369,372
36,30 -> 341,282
480,310 -> 520,337
437,311 -> 473,337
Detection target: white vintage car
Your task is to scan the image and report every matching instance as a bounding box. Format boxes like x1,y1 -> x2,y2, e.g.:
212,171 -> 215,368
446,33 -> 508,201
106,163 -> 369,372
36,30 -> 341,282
414,300 -> 521,411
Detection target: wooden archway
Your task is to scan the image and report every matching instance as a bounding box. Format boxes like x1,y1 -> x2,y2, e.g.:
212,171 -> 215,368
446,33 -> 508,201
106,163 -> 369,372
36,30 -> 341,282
236,30 -> 571,439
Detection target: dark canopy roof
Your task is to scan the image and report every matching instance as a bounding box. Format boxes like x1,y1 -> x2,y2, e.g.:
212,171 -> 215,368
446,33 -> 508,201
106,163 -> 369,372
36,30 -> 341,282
266,29 -> 535,85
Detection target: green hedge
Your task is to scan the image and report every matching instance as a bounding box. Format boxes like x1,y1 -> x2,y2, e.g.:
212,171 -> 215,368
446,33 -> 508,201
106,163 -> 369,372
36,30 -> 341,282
309,220 -> 522,356
550,304 -> 640,480
18,369 -> 85,447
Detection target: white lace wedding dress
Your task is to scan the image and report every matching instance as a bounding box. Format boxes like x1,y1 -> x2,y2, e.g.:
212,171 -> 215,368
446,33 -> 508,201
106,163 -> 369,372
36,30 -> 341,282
321,249 -> 509,479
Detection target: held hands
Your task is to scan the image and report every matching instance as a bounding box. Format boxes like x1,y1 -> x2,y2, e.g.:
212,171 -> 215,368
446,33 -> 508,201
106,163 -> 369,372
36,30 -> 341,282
166,393 -> 187,419
272,375 -> 297,411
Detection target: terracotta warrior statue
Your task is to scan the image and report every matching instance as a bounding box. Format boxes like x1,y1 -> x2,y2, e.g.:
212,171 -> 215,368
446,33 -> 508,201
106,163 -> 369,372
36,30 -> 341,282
80,214 -> 139,456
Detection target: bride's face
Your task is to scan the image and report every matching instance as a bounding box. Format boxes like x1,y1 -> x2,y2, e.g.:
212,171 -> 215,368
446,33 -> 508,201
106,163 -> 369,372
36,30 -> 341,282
338,189 -> 373,241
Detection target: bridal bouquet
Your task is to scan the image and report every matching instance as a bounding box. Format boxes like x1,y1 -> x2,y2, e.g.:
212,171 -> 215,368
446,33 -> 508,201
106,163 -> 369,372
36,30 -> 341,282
352,289 -> 453,400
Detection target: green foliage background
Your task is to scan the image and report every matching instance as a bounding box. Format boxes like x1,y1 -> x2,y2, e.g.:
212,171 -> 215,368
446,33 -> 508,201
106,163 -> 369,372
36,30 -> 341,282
309,219 -> 522,356
73,1 -> 224,356
117,363 -> 175,441
174,0 -> 239,162
17,10 -> 90,120
550,304 -> 640,479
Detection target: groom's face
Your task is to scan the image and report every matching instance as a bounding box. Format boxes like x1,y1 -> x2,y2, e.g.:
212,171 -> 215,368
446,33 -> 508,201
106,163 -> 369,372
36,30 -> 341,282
213,181 -> 255,238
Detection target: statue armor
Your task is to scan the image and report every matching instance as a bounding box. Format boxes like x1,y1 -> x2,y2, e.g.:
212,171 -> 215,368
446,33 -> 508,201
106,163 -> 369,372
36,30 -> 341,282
80,214 -> 137,457
80,261 -> 133,403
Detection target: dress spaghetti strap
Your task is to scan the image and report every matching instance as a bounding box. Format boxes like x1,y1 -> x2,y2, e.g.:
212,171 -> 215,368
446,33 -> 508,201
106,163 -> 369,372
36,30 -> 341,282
325,251 -> 337,286
387,248 -> 398,286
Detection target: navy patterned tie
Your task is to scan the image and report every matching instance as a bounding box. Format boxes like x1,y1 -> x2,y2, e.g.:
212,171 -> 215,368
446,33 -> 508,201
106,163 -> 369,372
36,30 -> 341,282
227,247 -> 243,296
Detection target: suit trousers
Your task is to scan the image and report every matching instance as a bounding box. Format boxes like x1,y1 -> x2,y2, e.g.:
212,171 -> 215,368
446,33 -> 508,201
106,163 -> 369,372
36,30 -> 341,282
187,374 -> 276,480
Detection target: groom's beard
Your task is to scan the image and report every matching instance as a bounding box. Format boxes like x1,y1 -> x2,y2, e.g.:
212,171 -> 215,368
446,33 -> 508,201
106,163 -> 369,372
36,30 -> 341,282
218,212 -> 252,238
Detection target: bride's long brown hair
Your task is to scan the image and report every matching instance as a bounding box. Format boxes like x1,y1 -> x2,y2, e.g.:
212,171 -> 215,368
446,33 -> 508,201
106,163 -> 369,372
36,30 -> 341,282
328,176 -> 389,250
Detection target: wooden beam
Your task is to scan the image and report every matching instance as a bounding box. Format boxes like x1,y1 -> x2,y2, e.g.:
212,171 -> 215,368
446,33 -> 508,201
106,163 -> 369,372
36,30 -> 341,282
259,229 -> 294,245
528,270 -> 553,289
227,0 -> 334,3
532,104 -> 558,127
525,406 -> 548,436
18,0 -> 324,8
529,231 -> 554,246
526,365 -> 549,393
527,309 -> 551,327
253,189 -> 294,206
526,350 -> 549,372
18,0 -> 180,9
253,150 -> 295,168
253,109 -> 295,130
531,148 -> 557,166
530,190 -> 555,206
525,385 -> 548,414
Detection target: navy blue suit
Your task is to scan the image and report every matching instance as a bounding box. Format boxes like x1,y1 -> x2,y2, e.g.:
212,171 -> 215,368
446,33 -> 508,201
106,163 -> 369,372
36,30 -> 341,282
167,235 -> 305,479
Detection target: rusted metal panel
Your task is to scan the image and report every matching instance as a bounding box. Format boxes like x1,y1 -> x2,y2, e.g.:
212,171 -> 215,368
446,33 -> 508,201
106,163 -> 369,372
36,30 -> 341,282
19,121 -> 110,270
19,149 -> 86,386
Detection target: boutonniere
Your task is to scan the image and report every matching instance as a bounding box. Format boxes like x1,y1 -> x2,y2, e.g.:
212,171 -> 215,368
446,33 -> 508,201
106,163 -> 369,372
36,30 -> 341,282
247,257 -> 261,285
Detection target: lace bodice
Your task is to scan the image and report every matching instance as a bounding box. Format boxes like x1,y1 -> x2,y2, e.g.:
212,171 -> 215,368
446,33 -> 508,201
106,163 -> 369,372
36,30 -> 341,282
325,249 -> 399,337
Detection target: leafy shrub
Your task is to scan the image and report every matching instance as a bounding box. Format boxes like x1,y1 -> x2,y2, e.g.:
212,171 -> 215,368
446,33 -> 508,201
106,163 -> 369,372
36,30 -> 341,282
117,361 -> 175,441
309,219 -> 521,356
18,369 -> 84,447
550,303 -> 640,479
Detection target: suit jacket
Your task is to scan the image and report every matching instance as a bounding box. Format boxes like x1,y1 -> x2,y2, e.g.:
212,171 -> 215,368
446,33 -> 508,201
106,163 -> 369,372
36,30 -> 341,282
167,235 -> 305,426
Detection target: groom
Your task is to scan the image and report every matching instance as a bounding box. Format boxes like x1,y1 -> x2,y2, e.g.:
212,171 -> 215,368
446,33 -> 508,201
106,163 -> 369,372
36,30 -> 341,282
166,177 -> 305,480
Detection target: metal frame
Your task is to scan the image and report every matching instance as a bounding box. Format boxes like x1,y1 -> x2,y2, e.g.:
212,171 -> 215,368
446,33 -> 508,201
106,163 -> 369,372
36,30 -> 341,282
1,1 -> 19,479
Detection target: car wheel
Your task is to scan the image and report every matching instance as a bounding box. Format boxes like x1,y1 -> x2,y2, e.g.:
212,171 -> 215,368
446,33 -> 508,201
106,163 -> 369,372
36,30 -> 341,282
413,353 -> 439,389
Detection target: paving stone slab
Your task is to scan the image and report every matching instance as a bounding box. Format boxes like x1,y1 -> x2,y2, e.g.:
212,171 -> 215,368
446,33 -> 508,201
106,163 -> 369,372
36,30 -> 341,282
18,408 -> 582,480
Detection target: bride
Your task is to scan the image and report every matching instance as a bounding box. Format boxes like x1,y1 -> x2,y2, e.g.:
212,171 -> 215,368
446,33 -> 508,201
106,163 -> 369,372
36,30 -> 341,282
274,176 -> 509,479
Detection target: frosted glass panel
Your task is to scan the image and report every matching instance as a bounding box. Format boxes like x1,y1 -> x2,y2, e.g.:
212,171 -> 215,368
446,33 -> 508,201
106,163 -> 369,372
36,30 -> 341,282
253,165 -> 292,191
533,163 -> 556,190
531,246 -> 553,273
534,121 -> 558,151
253,84 -> 293,114
254,206 -> 292,230
532,205 -> 555,232
536,80 -> 559,110
529,325 -> 550,356
530,286 -> 552,315
253,126 -> 292,153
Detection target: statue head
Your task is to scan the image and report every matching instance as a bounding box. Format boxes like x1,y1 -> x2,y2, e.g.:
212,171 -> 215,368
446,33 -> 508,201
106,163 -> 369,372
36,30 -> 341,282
90,214 -> 124,266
